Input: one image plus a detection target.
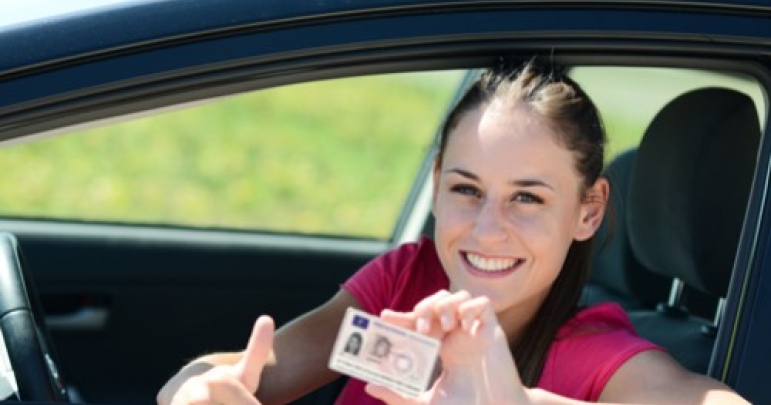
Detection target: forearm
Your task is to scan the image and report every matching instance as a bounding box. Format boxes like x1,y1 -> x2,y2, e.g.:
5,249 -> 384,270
255,342 -> 338,405
158,333 -> 331,405
255,291 -> 359,405
527,386 -> 750,405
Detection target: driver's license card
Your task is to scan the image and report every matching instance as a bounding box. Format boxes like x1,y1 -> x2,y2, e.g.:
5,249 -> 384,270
328,308 -> 440,397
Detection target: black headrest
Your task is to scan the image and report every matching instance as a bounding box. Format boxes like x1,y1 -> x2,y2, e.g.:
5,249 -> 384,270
591,149 -> 670,303
627,88 -> 760,297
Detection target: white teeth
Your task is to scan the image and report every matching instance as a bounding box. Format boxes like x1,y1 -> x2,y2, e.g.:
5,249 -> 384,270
466,253 -> 518,272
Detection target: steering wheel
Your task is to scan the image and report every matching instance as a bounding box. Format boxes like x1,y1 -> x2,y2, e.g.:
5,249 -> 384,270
0,232 -> 68,402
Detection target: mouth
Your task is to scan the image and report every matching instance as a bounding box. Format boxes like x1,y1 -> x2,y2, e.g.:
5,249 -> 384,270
463,251 -> 524,278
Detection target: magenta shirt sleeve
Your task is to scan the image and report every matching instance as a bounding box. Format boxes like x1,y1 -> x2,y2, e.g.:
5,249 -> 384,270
340,246 -> 398,315
341,237 -> 449,315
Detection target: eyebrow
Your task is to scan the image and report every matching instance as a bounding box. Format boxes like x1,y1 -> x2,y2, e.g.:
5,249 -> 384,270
445,168 -> 555,190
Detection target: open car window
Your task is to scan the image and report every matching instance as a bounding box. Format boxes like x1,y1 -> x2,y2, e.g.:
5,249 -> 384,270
0,71 -> 463,240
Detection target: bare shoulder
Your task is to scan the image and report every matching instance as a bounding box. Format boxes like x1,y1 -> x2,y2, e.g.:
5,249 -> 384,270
599,350 -> 751,404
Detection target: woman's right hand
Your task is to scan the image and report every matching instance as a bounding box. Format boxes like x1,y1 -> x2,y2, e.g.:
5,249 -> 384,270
365,290 -> 532,405
157,315 -> 275,405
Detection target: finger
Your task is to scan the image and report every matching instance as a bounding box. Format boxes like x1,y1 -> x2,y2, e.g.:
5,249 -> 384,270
413,290 -> 451,336
234,315 -> 275,393
364,383 -> 421,405
434,290 -> 473,332
380,309 -> 417,330
458,296 -> 496,332
455,298 -> 525,397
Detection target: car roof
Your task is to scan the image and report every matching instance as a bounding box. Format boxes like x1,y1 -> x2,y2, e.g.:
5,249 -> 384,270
1,0 -> 769,144
1,0 -> 770,75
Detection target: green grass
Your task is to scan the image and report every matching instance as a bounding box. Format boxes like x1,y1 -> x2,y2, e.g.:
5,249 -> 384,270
0,71 -> 464,239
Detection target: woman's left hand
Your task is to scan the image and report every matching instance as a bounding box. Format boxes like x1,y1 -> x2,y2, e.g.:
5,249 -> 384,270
364,290 -> 532,405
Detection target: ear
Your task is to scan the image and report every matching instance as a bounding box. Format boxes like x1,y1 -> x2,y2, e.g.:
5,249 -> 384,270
573,177 -> 609,241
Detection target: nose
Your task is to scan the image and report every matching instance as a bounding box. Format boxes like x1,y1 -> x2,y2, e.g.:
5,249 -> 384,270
471,199 -> 508,243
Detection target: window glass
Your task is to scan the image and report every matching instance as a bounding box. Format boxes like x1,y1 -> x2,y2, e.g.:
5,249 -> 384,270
0,71 -> 464,239
571,66 -> 766,160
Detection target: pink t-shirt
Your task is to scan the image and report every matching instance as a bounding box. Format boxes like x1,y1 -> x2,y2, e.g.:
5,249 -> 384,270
336,237 -> 661,404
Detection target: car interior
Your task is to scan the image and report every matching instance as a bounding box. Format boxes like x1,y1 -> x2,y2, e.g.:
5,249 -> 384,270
585,86 -> 761,374
0,61 -> 767,405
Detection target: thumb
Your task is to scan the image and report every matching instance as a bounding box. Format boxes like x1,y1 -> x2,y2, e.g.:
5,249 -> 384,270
234,315 -> 275,393
364,383 -> 420,405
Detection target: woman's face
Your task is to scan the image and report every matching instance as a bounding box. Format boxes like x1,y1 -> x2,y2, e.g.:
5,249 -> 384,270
431,101 -> 606,316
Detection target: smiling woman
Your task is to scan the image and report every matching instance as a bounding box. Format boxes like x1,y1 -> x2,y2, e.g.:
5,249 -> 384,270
0,71 -> 462,239
156,58 -> 756,405
0,1 -> 770,405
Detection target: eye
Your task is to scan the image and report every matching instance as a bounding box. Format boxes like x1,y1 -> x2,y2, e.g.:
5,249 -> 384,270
512,192 -> 543,204
450,184 -> 481,198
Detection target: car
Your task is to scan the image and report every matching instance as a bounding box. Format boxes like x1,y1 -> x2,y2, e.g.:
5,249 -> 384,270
0,0 -> 769,404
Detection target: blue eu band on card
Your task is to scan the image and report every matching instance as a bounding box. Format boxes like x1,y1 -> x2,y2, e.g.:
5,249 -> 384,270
352,314 -> 369,329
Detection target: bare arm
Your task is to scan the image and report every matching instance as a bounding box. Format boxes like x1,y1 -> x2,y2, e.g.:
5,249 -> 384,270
526,350 -> 750,405
157,289 -> 361,405
256,289 -> 359,405
594,350 -> 750,405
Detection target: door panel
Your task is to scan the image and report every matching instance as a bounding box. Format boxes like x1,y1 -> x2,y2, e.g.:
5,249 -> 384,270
15,228 -> 384,405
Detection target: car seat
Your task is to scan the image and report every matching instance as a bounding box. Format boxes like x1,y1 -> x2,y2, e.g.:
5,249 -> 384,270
583,148 -> 671,310
625,87 -> 761,373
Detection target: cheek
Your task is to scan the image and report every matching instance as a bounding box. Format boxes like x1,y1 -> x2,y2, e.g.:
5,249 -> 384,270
433,195 -> 475,229
511,215 -> 573,287
508,210 -> 575,253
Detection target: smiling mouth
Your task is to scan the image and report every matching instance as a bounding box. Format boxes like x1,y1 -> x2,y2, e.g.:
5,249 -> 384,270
464,252 -> 524,276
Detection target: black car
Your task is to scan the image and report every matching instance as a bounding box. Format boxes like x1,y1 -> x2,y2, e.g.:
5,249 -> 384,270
0,1 -> 769,404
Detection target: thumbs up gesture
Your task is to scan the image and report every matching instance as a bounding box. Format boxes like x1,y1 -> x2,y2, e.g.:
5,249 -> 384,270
234,315 -> 275,396
167,316 -> 275,405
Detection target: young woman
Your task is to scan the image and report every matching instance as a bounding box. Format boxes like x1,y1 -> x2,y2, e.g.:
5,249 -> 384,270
157,59 -> 750,405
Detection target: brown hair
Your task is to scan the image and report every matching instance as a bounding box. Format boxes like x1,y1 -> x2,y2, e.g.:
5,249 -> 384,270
435,57 -> 606,385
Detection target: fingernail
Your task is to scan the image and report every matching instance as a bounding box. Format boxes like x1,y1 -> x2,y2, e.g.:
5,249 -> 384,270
417,318 -> 429,334
441,314 -> 452,330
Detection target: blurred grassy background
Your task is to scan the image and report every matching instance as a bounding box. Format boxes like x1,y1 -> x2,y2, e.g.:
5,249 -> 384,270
0,72 -> 463,239
0,67 -> 763,240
